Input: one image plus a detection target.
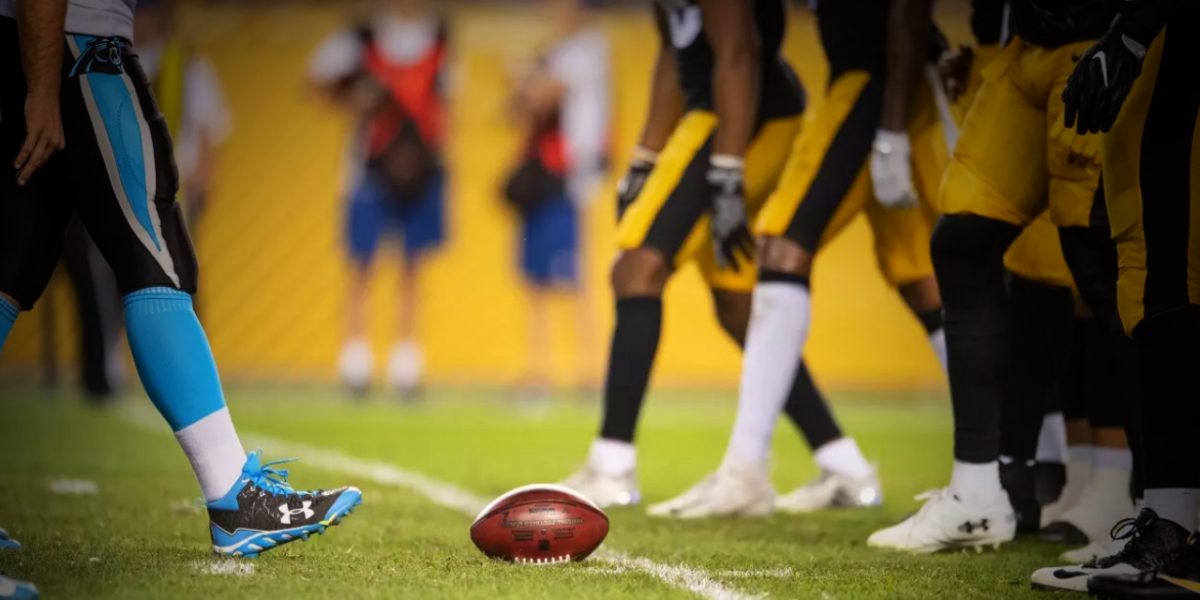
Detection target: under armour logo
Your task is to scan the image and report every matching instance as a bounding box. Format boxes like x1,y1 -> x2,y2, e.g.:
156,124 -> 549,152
279,501 -> 314,524
959,519 -> 990,534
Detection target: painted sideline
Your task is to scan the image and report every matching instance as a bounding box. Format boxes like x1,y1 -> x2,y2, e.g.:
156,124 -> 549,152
118,407 -> 767,600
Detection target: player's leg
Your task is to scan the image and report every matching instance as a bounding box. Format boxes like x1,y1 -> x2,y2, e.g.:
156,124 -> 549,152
60,219 -> 126,401
1042,76 -> 1137,548
870,43 -> 1053,552
388,171 -> 445,397
338,175 -> 389,394
517,195 -> 580,399
1038,19 -> 1200,593
996,217 -> 1075,533
566,112 -> 718,506
61,37 -> 360,556
652,77 -> 886,519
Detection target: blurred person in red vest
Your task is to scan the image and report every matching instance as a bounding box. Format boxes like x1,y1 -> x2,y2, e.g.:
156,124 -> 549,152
503,0 -> 610,398
310,0 -> 449,398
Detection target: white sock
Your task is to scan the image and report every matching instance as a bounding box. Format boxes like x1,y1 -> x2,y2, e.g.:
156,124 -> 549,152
339,337 -> 373,388
950,460 -> 1004,505
723,281 -> 811,466
589,438 -> 636,476
1035,412 -> 1068,463
174,407 -> 247,501
1093,447 -> 1133,471
815,437 -> 872,479
1144,489 -> 1199,532
928,327 -> 948,374
1067,444 -> 1095,466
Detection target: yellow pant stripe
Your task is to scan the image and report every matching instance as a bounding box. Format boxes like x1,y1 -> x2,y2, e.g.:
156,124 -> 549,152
615,111 -> 718,250
755,72 -> 872,237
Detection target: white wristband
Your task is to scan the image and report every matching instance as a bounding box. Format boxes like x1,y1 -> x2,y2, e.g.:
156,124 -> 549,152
711,154 -> 745,170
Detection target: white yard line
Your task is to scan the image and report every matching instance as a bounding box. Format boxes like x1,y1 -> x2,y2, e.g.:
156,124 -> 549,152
118,407 -> 768,600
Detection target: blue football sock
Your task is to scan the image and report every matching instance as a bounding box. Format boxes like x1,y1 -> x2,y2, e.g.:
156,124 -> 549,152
123,287 -> 226,431
0,295 -> 18,350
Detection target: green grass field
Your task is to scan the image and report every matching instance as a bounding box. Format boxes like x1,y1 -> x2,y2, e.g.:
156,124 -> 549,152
0,387 -> 1078,598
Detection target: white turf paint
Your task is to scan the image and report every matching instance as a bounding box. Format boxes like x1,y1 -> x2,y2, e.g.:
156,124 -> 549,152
193,560 -> 257,577
119,407 -> 767,600
48,478 -> 99,495
589,566 -> 795,580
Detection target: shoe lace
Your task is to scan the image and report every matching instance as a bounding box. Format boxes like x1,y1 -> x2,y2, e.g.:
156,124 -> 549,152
247,457 -> 306,497
905,488 -> 948,523
1104,513 -> 1170,570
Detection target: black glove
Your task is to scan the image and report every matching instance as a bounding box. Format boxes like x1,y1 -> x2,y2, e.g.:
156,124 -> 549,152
616,157 -> 655,219
706,159 -> 754,271
1063,8 -> 1162,134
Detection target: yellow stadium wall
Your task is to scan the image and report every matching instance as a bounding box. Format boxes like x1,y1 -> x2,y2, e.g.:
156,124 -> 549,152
2,4 -> 966,391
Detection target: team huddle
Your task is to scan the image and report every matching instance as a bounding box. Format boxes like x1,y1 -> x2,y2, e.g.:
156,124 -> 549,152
0,0 -> 1197,598
564,0 -> 1200,597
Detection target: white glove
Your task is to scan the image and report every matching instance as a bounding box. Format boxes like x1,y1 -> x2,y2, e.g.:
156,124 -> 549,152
869,129 -> 919,209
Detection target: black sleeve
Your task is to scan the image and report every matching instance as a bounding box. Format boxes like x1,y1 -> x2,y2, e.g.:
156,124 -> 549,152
653,4 -> 671,46
970,0 -> 1007,45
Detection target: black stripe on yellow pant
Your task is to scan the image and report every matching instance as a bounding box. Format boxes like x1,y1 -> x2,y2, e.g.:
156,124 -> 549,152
1104,22 -> 1200,335
615,110 -> 801,292
755,70 -> 943,286
756,71 -> 882,250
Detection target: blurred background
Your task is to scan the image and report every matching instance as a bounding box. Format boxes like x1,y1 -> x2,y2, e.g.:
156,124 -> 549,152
0,0 -> 971,398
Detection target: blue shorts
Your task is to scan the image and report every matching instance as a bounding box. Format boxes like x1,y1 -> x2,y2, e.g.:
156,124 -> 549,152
346,170 -> 445,264
521,197 -> 579,287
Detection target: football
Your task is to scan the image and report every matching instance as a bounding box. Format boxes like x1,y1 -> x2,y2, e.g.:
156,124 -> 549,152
470,484 -> 609,564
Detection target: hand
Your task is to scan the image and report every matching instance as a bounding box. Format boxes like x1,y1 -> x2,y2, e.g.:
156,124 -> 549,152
869,129 -> 918,209
616,155 -> 656,219
1063,30 -> 1149,135
15,90 -> 65,185
706,158 -> 754,271
937,45 -> 974,103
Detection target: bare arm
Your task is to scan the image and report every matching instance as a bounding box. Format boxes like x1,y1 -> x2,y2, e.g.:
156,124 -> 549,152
699,0 -> 758,158
879,0 -> 934,131
15,0 -> 68,184
637,7 -> 685,153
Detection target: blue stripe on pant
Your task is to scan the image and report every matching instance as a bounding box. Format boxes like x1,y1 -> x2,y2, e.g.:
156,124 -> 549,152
74,34 -> 161,251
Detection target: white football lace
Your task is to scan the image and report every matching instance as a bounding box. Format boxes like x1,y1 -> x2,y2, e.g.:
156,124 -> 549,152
514,555 -> 572,566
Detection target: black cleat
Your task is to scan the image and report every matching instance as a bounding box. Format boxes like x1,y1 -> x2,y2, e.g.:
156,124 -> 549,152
1088,509 -> 1194,598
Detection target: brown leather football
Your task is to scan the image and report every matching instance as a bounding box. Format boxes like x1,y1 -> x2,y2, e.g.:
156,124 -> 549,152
470,484 -> 609,564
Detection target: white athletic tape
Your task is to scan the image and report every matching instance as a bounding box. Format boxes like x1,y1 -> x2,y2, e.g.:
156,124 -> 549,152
119,407 -> 763,600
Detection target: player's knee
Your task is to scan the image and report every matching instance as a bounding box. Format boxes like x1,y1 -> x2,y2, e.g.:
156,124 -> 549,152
611,248 -> 669,298
758,236 -> 812,276
930,214 -> 1020,308
711,289 -> 751,345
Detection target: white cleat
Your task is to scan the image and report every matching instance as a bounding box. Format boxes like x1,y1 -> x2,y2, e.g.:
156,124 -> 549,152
561,466 -> 640,508
867,488 -> 1016,554
647,459 -> 774,519
776,468 -> 883,514
1061,533 -> 1129,564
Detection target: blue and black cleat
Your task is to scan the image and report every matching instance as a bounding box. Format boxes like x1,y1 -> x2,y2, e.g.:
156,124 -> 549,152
207,451 -> 362,558
0,528 -> 20,551
0,576 -> 38,600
